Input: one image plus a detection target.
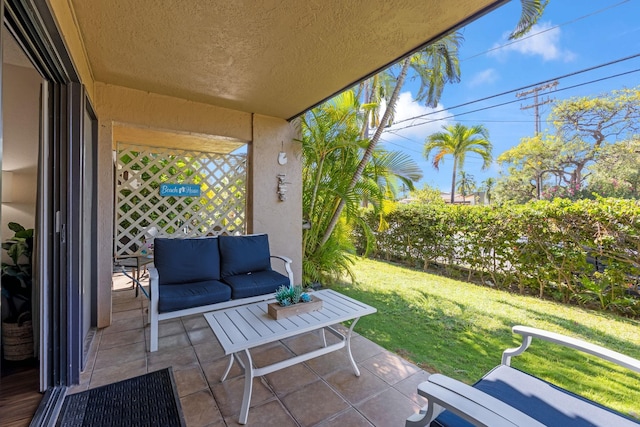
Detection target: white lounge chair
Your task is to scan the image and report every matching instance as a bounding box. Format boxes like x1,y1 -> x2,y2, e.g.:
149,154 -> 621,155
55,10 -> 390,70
406,325 -> 640,427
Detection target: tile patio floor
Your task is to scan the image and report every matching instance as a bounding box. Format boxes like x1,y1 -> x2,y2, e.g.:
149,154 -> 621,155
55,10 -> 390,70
70,272 -> 430,426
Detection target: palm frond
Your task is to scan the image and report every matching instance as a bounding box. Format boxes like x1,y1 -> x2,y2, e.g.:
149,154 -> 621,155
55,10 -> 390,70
510,0 -> 549,40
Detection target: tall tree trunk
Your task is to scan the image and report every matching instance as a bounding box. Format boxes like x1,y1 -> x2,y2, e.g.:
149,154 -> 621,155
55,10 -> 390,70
303,155 -> 326,251
319,58 -> 411,247
450,157 -> 458,204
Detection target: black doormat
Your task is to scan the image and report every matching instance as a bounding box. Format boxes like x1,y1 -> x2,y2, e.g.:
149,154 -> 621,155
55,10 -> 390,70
57,368 -> 185,427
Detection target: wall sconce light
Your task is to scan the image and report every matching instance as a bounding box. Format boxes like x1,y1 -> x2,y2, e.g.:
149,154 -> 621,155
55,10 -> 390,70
2,171 -> 14,203
278,141 -> 287,165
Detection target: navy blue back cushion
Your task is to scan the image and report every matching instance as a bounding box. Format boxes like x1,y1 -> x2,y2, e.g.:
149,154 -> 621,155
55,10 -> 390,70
154,237 -> 221,285
219,234 -> 271,277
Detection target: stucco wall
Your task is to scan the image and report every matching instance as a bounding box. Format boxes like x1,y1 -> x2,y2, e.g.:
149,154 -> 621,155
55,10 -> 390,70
95,84 -> 252,142
251,115 -> 302,283
95,122 -> 113,327
94,84 -> 302,326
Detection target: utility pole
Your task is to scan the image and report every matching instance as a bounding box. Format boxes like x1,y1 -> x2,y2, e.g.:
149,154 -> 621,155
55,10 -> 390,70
516,81 -> 558,135
517,81 -> 558,199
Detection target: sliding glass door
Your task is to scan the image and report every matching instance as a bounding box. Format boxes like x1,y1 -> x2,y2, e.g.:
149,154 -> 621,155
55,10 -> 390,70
3,0 -> 94,394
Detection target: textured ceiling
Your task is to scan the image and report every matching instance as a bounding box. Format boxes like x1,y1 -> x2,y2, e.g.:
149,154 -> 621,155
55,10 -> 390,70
69,0 -> 503,120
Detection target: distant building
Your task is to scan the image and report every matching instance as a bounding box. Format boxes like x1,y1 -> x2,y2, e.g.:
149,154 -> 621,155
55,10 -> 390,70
398,191 -> 488,205
398,197 -> 418,204
440,192 -> 477,205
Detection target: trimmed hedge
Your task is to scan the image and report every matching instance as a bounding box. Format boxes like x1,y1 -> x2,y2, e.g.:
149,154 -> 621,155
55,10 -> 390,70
353,198 -> 640,316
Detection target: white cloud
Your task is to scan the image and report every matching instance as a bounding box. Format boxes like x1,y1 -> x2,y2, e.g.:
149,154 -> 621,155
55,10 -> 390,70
490,22 -> 576,62
372,91 -> 454,176
372,92 -> 458,190
383,92 -> 453,144
468,68 -> 499,87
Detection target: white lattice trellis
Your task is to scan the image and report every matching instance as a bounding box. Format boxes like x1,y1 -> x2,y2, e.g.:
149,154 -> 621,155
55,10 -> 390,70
116,143 -> 247,256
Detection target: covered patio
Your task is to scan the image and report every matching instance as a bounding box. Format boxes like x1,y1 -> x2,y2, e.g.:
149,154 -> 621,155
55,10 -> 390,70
0,1 -> 512,425
73,273 -> 430,426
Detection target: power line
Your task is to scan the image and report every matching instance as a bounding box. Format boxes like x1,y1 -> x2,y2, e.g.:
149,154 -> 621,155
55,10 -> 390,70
381,137 -> 501,165
393,52 -> 640,126
461,0 -> 630,62
448,119 -> 536,123
388,66 -> 640,132
380,138 -> 422,154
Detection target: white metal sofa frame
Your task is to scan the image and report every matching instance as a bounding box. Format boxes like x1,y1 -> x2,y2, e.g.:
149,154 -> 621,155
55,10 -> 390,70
406,325 -> 640,427
148,255 -> 294,352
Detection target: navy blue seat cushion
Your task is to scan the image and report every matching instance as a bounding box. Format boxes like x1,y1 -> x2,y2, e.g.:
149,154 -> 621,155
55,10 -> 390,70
154,237 -> 221,285
222,270 -> 289,299
158,280 -> 231,313
219,234 -> 271,277
433,365 -> 640,427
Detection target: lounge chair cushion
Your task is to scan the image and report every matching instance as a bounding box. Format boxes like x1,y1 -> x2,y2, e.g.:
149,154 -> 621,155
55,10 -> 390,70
154,237 -> 221,285
222,270 -> 289,299
433,364 -> 639,427
219,234 -> 271,277
158,280 -> 231,313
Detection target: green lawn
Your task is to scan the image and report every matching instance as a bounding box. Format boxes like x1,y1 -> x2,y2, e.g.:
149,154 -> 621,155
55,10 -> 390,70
328,257 -> 640,419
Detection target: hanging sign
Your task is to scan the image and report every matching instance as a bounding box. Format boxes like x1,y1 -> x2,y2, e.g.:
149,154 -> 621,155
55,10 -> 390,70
160,183 -> 201,197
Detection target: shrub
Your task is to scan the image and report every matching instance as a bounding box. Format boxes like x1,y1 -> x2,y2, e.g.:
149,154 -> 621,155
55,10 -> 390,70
353,198 -> 640,316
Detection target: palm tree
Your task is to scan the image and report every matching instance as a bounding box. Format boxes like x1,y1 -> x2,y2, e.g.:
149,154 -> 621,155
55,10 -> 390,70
457,171 -> 476,200
301,90 -> 422,284
482,177 -> 496,204
316,0 -> 548,245
424,123 -> 492,203
319,33 -> 463,246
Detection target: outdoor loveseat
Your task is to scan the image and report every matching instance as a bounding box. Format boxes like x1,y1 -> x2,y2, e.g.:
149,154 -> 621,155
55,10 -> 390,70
148,234 -> 294,352
406,325 -> 640,427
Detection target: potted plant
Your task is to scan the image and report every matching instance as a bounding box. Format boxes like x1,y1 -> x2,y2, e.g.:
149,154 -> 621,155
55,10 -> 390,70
267,285 -> 322,319
274,285 -> 311,307
1,222 -> 34,361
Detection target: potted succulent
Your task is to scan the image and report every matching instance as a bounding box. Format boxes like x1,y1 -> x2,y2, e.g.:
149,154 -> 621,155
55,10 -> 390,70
1,222 -> 34,361
267,285 -> 322,320
274,285 -> 311,306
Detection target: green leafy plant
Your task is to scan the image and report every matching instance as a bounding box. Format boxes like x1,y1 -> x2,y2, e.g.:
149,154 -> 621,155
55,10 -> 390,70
1,222 -> 34,322
353,198 -> 640,316
274,285 -> 311,307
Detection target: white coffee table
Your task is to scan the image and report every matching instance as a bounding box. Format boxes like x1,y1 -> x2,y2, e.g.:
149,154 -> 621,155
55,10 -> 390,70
204,289 -> 377,424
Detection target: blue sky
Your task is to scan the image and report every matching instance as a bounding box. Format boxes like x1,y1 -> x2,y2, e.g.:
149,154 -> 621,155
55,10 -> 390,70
381,0 -> 640,194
